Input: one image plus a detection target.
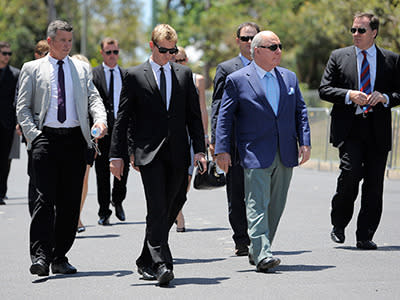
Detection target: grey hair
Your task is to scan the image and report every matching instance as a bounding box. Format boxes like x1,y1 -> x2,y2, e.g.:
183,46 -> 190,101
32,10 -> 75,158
47,20 -> 73,39
250,32 -> 265,59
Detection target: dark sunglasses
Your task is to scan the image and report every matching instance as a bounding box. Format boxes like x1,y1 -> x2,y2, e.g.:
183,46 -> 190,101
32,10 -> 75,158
154,42 -> 178,54
1,51 -> 12,56
258,44 -> 282,51
174,58 -> 186,63
105,50 -> 119,55
239,36 -> 255,42
350,27 -> 367,34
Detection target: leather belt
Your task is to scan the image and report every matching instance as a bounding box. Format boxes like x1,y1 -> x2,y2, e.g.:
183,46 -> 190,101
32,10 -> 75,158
43,126 -> 80,135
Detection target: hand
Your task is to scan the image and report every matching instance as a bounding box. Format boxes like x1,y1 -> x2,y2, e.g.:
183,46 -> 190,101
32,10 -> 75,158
110,159 -> 124,181
216,152 -> 231,173
15,124 -> 23,136
194,153 -> 207,174
204,136 -> 210,148
349,90 -> 368,106
92,122 -> 108,138
209,143 -> 216,160
129,154 -> 140,172
298,145 -> 311,165
367,91 -> 387,107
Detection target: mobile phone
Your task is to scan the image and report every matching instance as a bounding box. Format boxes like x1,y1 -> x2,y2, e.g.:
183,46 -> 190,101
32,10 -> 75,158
196,160 -> 204,173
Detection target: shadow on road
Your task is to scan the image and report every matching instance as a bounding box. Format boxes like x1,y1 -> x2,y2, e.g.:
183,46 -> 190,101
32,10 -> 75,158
174,257 -> 226,265
32,270 -> 133,283
336,245 -> 400,251
130,276 -> 230,287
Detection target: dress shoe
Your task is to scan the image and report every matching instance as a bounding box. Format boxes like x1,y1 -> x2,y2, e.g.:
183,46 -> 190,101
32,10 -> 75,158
356,240 -> 378,250
248,254 -> 255,266
176,227 -> 186,232
235,244 -> 249,256
156,264 -> 174,286
0,198 -> 5,205
256,257 -> 281,273
331,227 -> 345,243
137,265 -> 157,280
115,203 -> 126,221
98,215 -> 110,225
51,261 -> 77,274
30,259 -> 49,276
77,226 -> 86,233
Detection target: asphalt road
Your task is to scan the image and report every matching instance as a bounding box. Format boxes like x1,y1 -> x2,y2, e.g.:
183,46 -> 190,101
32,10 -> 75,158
1,150 -> 400,299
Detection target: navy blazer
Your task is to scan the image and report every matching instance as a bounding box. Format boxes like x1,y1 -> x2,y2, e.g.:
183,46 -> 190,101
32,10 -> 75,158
215,63 -> 310,169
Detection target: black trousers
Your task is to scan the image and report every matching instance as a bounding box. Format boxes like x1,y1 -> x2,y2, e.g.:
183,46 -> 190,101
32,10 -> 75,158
136,143 -> 188,270
94,134 -> 129,217
30,127 -> 86,263
226,151 -> 250,246
27,149 -> 38,216
0,124 -> 14,198
331,115 -> 388,241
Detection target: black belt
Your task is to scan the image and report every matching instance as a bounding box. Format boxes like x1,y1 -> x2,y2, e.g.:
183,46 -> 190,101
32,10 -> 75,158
43,126 -> 81,135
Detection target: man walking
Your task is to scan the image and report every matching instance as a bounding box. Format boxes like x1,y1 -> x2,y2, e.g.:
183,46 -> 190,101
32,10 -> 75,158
215,31 -> 311,272
17,20 -> 107,276
319,12 -> 400,250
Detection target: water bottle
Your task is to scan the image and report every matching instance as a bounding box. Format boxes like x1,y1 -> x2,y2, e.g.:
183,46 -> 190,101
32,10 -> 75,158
91,127 -> 101,138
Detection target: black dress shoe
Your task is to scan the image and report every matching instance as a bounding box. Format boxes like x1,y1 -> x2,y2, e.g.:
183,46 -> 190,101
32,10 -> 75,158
156,264 -> 174,286
98,215 -> 110,225
256,257 -> 281,273
137,265 -> 157,280
356,240 -> 377,250
331,227 -> 345,243
235,244 -> 249,256
51,261 -> 77,274
115,203 -> 125,221
0,198 -> 5,205
30,259 -> 49,276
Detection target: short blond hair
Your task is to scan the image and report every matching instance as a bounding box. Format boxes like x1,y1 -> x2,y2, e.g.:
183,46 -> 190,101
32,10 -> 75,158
151,24 -> 178,44
34,40 -> 49,56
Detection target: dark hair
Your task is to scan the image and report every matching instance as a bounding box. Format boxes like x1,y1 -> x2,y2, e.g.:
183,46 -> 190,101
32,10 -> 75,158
236,22 -> 260,38
0,41 -> 11,49
47,20 -> 73,39
100,37 -> 118,50
354,12 -> 379,37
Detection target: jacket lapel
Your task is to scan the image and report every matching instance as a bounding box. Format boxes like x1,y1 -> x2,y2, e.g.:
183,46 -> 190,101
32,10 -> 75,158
143,60 -> 165,110
247,64 -> 274,113
99,65 -> 109,102
375,46 -> 385,90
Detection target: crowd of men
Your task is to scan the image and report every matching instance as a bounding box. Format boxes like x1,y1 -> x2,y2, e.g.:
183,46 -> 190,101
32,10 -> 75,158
1,11 -> 399,287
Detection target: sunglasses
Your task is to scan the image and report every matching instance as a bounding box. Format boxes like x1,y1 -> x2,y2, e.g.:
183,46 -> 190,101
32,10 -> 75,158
258,44 -> 282,51
239,36 -> 255,42
105,50 -> 119,55
1,51 -> 12,56
350,27 -> 367,34
154,42 -> 178,54
174,58 -> 186,63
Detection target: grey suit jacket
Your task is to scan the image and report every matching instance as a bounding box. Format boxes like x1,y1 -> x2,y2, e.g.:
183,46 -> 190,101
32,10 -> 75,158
16,55 -> 107,150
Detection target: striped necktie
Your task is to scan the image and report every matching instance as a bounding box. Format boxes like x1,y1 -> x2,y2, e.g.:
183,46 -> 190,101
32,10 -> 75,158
360,50 -> 372,115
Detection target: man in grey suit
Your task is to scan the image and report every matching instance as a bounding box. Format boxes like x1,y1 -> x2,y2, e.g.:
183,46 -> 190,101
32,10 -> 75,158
17,20 -> 107,277
210,22 -> 260,256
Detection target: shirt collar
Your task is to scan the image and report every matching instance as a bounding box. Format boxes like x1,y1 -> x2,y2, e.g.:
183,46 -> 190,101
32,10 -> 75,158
48,54 -> 69,65
239,53 -> 251,66
102,62 -> 119,71
355,44 -> 376,57
253,61 -> 277,80
149,57 -> 171,72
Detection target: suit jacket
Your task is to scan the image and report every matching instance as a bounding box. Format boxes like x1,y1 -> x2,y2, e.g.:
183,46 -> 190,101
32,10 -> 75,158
319,45 -> 400,152
0,65 -> 20,129
211,56 -> 244,145
92,65 -> 125,130
110,60 -> 205,167
16,56 -> 107,150
215,63 -> 311,169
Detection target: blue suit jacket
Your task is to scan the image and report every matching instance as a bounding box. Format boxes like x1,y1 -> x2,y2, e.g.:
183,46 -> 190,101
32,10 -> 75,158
215,62 -> 311,169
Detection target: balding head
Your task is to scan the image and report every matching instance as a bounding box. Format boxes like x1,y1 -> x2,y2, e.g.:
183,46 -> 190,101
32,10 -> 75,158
251,31 -> 282,71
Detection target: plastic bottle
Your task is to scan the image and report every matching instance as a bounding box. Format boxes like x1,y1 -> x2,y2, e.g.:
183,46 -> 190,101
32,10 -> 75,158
91,127 -> 101,138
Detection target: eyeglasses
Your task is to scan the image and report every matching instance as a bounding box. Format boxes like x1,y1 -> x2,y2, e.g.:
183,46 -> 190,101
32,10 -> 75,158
239,36 -> 255,42
174,58 -> 186,63
350,27 -> 367,34
154,42 -> 178,54
105,50 -> 119,55
258,44 -> 282,51
1,51 -> 12,56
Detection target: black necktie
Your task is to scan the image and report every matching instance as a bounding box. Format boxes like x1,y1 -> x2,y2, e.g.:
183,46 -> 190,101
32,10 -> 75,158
57,60 -> 66,123
159,66 -> 166,105
109,69 -> 114,104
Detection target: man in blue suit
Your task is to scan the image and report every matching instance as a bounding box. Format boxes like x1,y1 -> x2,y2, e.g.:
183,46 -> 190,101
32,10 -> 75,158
215,31 -> 311,272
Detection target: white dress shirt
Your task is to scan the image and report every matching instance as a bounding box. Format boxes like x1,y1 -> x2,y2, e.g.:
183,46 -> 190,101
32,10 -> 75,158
102,62 -> 122,118
149,58 -> 172,110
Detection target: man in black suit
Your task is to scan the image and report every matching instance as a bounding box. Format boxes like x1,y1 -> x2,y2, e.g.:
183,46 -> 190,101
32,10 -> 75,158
110,24 -> 207,286
0,41 -> 20,205
319,12 -> 400,250
92,37 -> 128,225
210,22 -> 260,256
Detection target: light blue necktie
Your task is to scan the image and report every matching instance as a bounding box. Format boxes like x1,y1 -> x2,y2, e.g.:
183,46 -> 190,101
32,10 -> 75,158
265,72 -> 279,115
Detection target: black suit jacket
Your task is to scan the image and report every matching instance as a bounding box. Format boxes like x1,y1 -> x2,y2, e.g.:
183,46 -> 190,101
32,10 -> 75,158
0,65 -> 20,129
319,45 -> 400,152
110,60 -> 205,167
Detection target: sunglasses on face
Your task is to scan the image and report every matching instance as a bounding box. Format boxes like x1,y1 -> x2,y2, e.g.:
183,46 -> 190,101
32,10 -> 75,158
258,44 -> 282,51
174,58 -> 186,63
105,50 -> 119,55
350,27 -> 367,34
154,42 -> 178,54
239,36 -> 255,42
1,51 -> 12,56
